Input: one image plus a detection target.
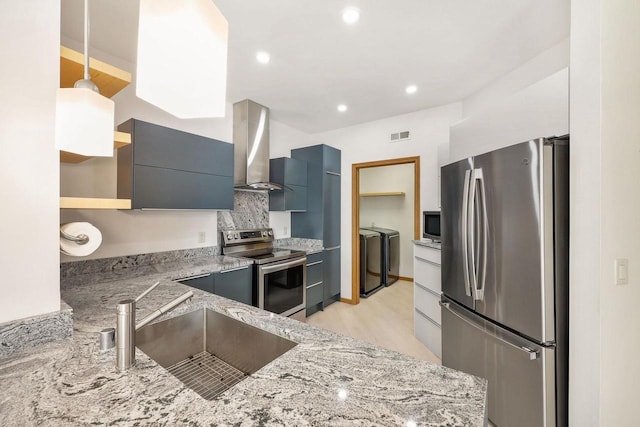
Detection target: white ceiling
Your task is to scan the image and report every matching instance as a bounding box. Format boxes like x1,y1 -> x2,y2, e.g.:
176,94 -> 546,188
61,0 -> 569,134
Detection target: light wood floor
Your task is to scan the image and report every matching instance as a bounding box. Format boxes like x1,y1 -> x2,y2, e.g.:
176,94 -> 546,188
306,279 -> 441,364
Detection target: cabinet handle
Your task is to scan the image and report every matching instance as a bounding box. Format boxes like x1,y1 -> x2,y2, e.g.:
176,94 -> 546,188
324,246 -> 341,251
307,261 -> 323,267
415,256 -> 440,267
414,307 -> 441,327
261,257 -> 306,273
325,171 -> 341,176
307,281 -> 323,289
175,273 -> 210,281
414,281 -> 440,297
219,265 -> 250,274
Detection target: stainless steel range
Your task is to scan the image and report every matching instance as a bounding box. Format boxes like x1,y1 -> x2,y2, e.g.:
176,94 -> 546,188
221,228 -> 307,320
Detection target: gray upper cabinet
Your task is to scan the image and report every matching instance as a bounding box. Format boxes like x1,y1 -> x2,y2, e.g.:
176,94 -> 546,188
291,161 -> 324,240
322,172 -> 341,248
117,119 -> 234,210
291,145 -> 341,245
269,157 -> 307,211
291,144 -> 341,305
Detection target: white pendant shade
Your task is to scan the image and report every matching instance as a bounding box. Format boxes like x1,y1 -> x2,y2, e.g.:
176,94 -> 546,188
55,88 -> 115,157
137,0 -> 228,118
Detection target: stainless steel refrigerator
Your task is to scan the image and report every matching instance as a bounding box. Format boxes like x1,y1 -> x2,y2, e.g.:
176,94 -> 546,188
440,136 -> 569,427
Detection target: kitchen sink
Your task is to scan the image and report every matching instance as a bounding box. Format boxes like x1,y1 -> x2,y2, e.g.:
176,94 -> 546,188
136,308 -> 297,399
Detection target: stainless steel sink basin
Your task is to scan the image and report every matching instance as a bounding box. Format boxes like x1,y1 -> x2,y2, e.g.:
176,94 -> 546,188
136,308 -> 297,399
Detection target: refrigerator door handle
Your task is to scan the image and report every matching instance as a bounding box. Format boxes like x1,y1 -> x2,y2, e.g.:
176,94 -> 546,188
467,169 -> 479,300
439,301 -> 540,360
461,169 -> 473,297
473,168 -> 488,301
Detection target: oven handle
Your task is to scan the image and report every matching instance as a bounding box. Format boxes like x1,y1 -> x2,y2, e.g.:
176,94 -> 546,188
260,257 -> 307,274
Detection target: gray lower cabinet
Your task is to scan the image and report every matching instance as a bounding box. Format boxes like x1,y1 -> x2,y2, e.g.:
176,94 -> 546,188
323,247 -> 341,304
177,274 -> 214,293
178,266 -> 252,306
305,252 -> 324,316
117,118 -> 234,209
213,266 -> 253,306
291,144 -> 341,306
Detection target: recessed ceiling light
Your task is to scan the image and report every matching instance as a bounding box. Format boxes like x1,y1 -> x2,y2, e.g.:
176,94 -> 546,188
256,51 -> 270,64
342,7 -> 360,24
337,104 -> 348,112
405,85 -> 418,94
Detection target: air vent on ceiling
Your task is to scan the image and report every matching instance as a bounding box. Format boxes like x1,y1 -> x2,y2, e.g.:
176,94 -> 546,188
390,130 -> 411,142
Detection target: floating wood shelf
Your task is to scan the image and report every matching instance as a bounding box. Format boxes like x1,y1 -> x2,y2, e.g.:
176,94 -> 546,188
360,192 -> 406,197
60,46 -> 131,98
60,131 -> 131,163
60,197 -> 131,210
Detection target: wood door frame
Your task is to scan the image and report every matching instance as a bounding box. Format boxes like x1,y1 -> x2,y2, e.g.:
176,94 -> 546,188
348,156 -> 421,305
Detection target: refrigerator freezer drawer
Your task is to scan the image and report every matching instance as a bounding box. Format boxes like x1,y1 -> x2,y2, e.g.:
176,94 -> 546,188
441,299 -> 557,427
414,256 -> 441,293
414,282 -> 441,324
414,308 -> 441,359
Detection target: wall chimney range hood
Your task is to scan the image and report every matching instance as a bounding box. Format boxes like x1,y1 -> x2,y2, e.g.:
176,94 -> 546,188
233,99 -> 281,190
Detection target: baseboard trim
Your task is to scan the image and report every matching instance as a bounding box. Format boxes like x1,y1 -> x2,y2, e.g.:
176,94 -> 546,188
399,276 -> 413,282
340,297 -> 356,305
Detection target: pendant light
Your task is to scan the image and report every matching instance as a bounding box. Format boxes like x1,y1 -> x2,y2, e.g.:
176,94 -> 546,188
136,0 -> 228,118
55,0 -> 115,157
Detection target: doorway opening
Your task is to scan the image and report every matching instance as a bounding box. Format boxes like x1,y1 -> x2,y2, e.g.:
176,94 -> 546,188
350,156 -> 420,305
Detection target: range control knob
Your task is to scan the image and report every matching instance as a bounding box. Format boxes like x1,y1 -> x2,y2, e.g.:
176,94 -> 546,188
268,230 -> 273,236
226,233 -> 233,240
234,233 -> 239,239
262,231 -> 267,237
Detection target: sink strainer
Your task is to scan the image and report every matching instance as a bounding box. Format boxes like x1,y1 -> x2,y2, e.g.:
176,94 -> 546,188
166,351 -> 247,400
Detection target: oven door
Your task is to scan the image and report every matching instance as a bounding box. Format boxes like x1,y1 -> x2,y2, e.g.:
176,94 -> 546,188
258,256 -> 306,317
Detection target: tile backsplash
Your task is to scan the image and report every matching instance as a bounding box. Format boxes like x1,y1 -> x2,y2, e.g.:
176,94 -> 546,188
217,190 -> 269,230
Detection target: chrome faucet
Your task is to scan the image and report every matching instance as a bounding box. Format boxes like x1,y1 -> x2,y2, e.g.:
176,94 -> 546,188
116,281 -> 193,371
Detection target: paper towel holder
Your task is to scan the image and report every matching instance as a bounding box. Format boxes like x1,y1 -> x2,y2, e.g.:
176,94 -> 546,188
60,229 -> 90,245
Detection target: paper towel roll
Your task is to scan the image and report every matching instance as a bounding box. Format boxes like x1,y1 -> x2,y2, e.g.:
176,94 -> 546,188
60,222 -> 102,256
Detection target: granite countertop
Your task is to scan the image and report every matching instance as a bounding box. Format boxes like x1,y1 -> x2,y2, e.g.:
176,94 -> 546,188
274,237 -> 324,255
413,239 -> 442,250
0,256 -> 486,426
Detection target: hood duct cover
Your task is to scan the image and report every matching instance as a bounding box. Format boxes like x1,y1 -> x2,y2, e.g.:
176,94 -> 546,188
233,99 -> 282,190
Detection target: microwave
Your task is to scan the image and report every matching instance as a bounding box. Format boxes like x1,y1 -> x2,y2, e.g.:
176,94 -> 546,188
423,211 -> 441,242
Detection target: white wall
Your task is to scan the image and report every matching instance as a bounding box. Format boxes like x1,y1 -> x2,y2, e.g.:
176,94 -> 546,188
568,0 -> 602,422
462,38 -> 569,118
360,164 -> 415,278
0,1 -> 61,323
597,0 -> 640,424
60,40 -> 312,260
270,102 -> 463,300
449,68 -> 569,163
